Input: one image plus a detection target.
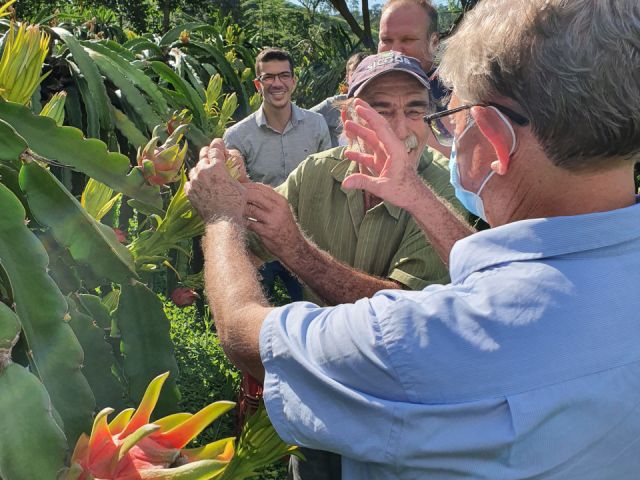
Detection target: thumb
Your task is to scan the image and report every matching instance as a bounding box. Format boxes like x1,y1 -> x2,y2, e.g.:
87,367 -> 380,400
342,173 -> 382,196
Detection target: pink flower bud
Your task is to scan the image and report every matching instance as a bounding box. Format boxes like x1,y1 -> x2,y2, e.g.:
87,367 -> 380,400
171,287 -> 199,307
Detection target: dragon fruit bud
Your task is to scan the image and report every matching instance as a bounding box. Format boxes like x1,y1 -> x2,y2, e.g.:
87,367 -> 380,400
136,129 -> 188,186
112,228 -> 127,243
167,110 -> 192,136
171,287 -> 199,307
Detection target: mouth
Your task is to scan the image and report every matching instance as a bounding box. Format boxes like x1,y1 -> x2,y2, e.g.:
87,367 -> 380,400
269,89 -> 288,97
404,136 -> 419,155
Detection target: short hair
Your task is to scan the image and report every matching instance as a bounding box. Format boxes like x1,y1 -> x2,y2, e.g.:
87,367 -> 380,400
255,48 -> 295,76
381,0 -> 439,35
439,0 -> 640,171
346,52 -> 368,79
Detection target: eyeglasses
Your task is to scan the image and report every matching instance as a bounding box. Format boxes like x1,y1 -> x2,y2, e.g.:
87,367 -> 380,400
424,103 -> 529,147
255,71 -> 294,84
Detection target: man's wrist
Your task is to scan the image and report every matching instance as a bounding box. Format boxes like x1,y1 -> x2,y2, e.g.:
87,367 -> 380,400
204,213 -> 245,227
281,229 -> 312,271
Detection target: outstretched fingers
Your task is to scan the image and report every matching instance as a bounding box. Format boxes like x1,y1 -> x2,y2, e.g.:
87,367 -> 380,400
342,172 -> 385,197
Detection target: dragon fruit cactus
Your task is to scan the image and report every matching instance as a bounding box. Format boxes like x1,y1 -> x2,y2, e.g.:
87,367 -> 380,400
60,372 -> 236,479
137,124 -> 189,186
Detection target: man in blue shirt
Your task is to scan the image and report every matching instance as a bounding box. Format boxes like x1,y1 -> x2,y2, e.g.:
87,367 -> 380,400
186,0 -> 640,478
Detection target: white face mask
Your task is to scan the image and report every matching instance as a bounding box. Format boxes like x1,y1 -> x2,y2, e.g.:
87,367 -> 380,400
448,107 -> 516,222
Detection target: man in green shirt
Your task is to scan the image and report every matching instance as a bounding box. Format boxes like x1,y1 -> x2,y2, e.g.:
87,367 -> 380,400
232,51 -> 472,479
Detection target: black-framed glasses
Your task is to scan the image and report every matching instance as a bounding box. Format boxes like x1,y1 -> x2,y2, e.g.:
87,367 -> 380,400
424,103 -> 529,147
255,71 -> 294,85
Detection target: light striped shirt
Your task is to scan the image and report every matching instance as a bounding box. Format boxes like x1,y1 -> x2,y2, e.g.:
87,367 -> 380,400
223,103 -> 331,187
251,146 -> 463,303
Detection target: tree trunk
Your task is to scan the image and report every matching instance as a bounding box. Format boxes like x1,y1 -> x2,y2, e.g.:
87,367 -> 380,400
361,0 -> 372,48
162,2 -> 171,33
327,0 -> 374,49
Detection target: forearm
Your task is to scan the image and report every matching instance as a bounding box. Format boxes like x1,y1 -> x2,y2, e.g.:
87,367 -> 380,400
203,220 -> 272,381
407,181 -> 475,265
280,235 -> 400,306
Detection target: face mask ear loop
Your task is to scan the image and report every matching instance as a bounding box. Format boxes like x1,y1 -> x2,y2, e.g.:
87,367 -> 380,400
488,106 -> 517,155
475,108 -> 516,197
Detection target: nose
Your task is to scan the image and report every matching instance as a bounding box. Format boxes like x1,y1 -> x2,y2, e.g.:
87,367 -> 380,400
392,113 -> 410,140
271,76 -> 285,87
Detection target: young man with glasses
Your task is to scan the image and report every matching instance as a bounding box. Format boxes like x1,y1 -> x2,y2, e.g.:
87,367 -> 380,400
223,47 -> 331,187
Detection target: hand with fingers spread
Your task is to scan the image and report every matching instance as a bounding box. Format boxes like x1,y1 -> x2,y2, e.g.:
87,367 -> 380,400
185,138 -> 246,223
243,183 -> 305,261
342,99 -> 426,212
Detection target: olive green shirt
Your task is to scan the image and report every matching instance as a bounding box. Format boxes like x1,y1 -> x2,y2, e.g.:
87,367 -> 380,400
251,146 -> 462,303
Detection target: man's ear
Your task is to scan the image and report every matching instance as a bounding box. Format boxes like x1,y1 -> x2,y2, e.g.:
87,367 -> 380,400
253,78 -> 262,93
471,106 -> 514,175
428,32 -> 439,53
340,109 -> 348,124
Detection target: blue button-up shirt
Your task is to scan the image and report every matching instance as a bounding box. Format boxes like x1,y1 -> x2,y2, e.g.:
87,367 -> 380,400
260,200 -> 640,479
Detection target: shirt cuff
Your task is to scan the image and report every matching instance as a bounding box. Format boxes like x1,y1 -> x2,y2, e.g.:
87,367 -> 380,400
388,268 -> 429,291
258,305 -> 296,445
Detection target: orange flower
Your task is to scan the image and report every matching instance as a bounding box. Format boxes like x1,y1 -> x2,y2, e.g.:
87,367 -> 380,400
63,372 -> 235,479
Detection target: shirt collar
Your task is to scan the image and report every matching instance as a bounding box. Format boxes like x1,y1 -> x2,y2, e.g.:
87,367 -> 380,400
255,103 -> 301,128
330,149 -> 403,219
450,199 -> 640,283
255,104 -> 268,127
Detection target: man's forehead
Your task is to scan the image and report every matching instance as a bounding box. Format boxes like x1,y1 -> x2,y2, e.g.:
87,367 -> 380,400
358,72 -> 429,99
258,59 -> 291,73
381,4 -> 430,31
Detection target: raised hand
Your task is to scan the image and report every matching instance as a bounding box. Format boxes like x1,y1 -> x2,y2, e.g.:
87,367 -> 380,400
342,99 -> 425,211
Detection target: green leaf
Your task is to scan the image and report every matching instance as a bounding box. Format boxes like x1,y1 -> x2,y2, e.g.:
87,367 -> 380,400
35,231 -> 83,294
0,182 -> 94,443
67,295 -> 128,411
53,27 -> 112,139
67,60 -> 100,138
83,41 -> 170,119
111,105 -> 148,149
77,293 -> 113,330
0,118 -> 27,167
81,177 -> 122,222
0,301 -> 20,351
150,61 -> 206,129
84,47 -> 163,135
0,364 -> 68,479
0,99 -> 162,209
115,279 -> 181,417
19,161 -> 137,284
123,37 -> 164,56
186,40 -> 250,117
159,22 -> 210,47
99,39 -> 136,61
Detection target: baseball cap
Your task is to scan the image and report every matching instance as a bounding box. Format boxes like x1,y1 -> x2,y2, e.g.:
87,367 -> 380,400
347,51 -> 430,98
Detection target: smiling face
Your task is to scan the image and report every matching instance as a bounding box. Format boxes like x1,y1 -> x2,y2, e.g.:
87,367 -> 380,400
378,3 -> 438,72
357,71 -> 431,165
253,59 -> 296,110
